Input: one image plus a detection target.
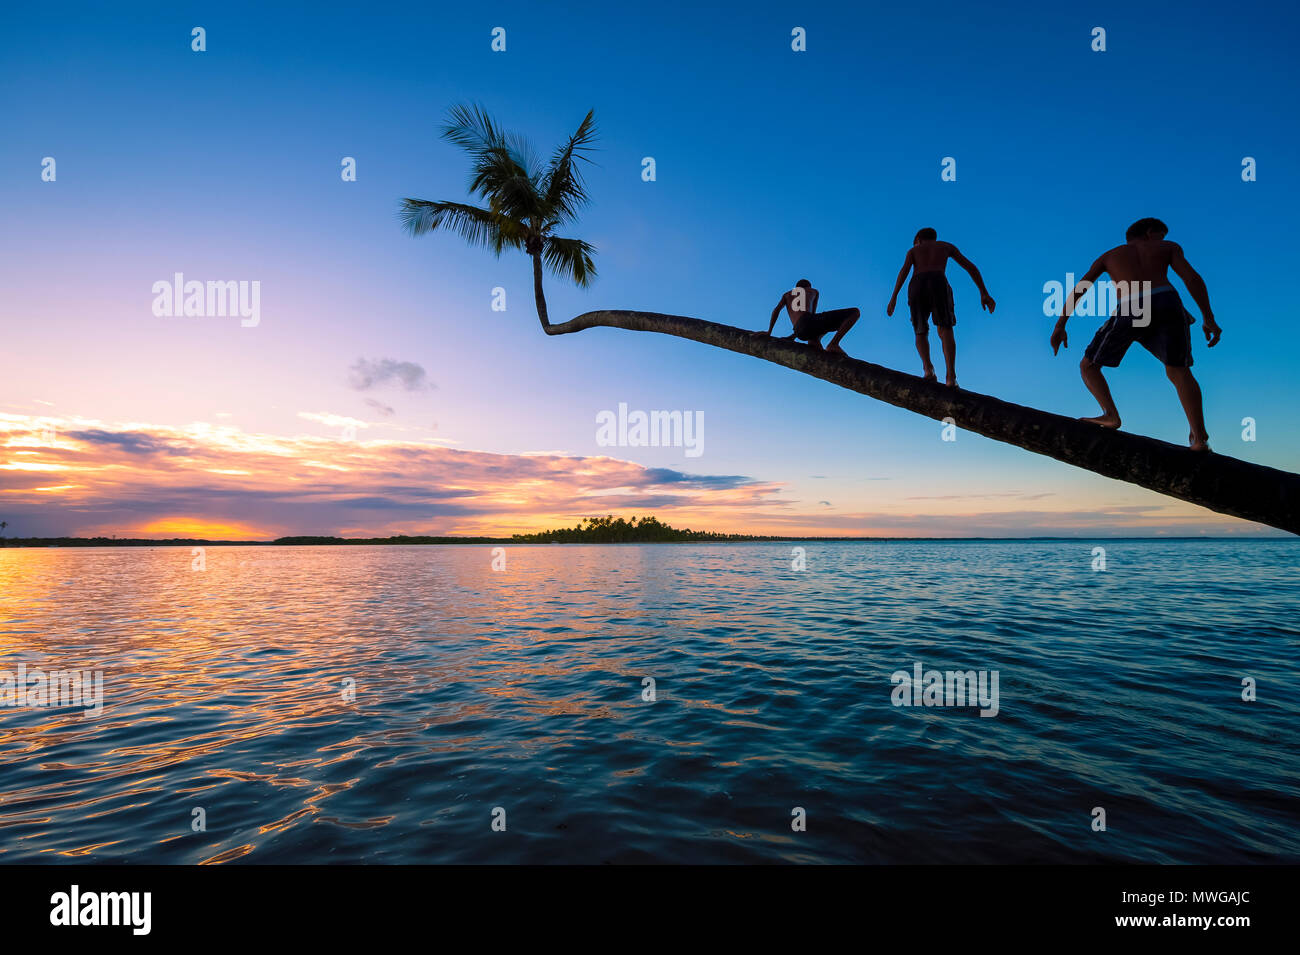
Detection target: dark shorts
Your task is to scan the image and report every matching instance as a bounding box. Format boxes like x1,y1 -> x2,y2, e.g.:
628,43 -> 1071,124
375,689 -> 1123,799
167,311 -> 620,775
1083,286 -> 1195,368
794,307 -> 856,342
909,271 -> 955,333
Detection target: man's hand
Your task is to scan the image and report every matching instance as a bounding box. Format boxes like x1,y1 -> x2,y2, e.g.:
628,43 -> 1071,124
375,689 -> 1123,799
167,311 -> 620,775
886,297 -> 896,317
1203,317 -> 1222,347
981,293 -> 996,313
1050,319 -> 1068,355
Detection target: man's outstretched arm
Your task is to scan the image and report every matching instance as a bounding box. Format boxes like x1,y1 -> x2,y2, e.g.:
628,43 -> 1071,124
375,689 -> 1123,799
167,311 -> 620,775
949,246 -> 996,312
885,250 -> 913,316
1169,242 -> 1222,346
755,295 -> 788,336
1051,257 -> 1105,354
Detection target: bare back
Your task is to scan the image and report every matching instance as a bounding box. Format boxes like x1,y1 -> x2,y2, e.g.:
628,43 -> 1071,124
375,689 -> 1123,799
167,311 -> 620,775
784,285 -> 819,322
1099,239 -> 1175,286
911,240 -> 955,273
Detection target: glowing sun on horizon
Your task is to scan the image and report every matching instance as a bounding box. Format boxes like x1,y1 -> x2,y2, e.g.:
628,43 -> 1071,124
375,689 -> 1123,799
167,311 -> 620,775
137,518 -> 266,540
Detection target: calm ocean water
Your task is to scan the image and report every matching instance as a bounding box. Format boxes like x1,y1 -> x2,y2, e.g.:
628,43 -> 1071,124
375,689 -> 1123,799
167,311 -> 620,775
0,541 -> 1296,864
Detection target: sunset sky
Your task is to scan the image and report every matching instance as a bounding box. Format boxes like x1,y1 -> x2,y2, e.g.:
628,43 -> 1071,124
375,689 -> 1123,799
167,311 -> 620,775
2,1 -> 1297,538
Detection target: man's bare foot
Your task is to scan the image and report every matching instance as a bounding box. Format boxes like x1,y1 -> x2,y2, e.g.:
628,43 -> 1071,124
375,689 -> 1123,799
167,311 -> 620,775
826,342 -> 847,356
922,367 -> 937,382
1080,414 -> 1121,429
945,375 -> 958,388
809,339 -> 824,350
1189,432 -> 1211,452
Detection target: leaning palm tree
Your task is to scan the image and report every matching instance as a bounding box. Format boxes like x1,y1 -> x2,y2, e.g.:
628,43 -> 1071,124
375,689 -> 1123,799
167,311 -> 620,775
400,107 -> 1299,535
400,104 -> 597,331
542,310 -> 1300,532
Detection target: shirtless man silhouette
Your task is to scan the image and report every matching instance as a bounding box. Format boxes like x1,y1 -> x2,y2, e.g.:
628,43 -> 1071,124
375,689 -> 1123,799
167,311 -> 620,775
754,279 -> 860,355
886,228 -> 996,387
1051,217 -> 1223,451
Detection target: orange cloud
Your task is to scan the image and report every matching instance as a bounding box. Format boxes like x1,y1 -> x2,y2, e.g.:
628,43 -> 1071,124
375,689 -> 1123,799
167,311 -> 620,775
0,412 -> 787,538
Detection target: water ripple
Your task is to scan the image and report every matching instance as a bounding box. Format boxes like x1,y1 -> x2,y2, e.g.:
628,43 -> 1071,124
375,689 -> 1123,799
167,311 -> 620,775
0,540 -> 1296,863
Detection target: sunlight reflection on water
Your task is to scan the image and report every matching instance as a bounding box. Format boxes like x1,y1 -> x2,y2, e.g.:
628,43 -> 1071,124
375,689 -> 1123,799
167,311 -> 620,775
0,541 -> 1296,863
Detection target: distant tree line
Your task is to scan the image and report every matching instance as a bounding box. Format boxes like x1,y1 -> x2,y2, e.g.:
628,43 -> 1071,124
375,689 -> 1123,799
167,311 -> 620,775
0,522 -> 780,547
511,515 -> 773,543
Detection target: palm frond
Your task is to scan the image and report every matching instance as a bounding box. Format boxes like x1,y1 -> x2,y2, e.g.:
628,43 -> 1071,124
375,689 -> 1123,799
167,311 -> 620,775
543,236 -> 597,287
397,199 -> 525,253
442,103 -> 545,219
541,110 -> 598,225
468,147 -> 544,221
440,103 -> 508,156
505,131 -> 542,181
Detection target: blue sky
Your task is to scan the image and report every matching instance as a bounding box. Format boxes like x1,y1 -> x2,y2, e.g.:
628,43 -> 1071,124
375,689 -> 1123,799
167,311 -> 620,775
1,0 -> 1297,537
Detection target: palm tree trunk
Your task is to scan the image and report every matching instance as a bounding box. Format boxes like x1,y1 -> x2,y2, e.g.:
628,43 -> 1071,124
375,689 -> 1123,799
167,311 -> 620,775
531,254 -> 550,330
544,309 -> 1300,534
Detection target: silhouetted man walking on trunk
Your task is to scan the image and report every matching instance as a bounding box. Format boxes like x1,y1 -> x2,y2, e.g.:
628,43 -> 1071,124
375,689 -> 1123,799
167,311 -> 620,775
887,228 -> 996,387
1051,217 -> 1222,451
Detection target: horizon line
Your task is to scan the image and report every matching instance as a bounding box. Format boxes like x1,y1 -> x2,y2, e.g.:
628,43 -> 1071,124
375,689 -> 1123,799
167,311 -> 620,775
1,534 -> 1293,547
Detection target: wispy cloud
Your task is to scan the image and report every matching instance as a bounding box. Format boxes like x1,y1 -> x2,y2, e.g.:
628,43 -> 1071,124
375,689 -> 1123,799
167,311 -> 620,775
348,358 -> 432,392
62,429 -> 192,456
297,412 -> 370,431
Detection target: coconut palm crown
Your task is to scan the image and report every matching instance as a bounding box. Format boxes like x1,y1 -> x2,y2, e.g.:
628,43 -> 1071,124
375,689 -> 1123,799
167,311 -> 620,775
399,104 -> 597,331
